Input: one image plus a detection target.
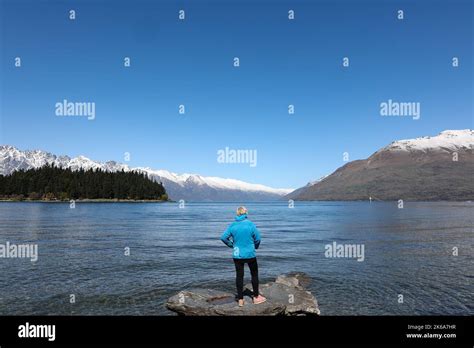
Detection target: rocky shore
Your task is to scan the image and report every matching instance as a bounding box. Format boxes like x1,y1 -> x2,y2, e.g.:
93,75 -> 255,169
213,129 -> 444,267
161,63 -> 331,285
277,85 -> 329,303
166,272 -> 320,316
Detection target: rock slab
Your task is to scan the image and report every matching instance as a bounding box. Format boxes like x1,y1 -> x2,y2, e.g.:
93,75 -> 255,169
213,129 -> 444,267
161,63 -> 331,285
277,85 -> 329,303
166,272 -> 320,316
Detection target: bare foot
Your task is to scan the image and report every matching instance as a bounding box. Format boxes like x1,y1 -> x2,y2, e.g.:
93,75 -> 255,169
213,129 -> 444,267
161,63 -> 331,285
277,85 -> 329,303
253,295 -> 267,304
238,299 -> 244,307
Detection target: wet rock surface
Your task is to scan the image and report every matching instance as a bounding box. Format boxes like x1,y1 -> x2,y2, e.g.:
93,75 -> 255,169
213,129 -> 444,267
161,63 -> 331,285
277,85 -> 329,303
166,272 -> 320,316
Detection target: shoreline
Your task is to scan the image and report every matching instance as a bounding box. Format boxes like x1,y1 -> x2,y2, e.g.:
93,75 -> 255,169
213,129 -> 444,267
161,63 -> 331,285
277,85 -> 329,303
0,199 -> 171,203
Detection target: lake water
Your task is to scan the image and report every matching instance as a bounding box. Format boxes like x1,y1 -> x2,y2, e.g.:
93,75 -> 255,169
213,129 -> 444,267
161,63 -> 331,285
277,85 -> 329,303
0,201 -> 472,315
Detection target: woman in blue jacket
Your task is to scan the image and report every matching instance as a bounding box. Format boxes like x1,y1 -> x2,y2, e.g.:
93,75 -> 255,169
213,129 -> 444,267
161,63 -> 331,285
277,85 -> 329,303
220,206 -> 267,306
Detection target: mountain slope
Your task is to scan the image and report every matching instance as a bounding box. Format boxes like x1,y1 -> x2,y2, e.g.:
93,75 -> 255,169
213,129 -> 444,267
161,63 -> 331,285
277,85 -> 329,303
287,130 -> 474,201
0,146 -> 292,201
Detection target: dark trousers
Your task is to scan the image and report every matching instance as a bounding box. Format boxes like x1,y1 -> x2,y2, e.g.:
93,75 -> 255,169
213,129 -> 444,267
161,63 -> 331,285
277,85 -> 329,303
233,257 -> 259,300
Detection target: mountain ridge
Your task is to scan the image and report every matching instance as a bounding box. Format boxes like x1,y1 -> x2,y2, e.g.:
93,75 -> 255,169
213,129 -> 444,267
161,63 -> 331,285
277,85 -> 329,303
287,129 -> 474,201
0,145 -> 292,201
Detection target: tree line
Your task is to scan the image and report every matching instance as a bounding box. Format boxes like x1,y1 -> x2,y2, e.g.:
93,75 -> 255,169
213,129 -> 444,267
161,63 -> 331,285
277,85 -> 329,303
0,165 -> 168,201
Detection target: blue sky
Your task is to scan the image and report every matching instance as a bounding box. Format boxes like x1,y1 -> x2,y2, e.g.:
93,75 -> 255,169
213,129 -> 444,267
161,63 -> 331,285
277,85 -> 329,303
1,0 -> 472,189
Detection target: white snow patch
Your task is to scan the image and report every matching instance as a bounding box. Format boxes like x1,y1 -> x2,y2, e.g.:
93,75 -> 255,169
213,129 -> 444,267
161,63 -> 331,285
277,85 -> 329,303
381,129 -> 473,153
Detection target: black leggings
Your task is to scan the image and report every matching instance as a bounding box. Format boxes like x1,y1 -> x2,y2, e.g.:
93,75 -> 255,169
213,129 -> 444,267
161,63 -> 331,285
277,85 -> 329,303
233,257 -> 259,300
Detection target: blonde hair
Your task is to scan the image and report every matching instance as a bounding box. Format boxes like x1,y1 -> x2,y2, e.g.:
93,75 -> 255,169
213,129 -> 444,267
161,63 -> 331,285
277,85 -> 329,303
236,206 -> 248,216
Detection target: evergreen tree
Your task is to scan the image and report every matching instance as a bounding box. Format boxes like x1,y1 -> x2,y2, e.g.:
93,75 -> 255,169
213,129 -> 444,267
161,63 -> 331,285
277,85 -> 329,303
0,165 -> 168,201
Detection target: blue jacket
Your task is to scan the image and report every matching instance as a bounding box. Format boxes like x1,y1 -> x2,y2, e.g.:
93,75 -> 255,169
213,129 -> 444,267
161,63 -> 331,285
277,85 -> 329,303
220,214 -> 261,259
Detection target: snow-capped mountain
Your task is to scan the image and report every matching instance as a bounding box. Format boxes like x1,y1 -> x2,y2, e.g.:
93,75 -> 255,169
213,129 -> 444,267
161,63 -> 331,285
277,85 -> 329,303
285,175 -> 329,199
377,130 -> 473,154
0,145 -> 292,201
287,130 -> 474,201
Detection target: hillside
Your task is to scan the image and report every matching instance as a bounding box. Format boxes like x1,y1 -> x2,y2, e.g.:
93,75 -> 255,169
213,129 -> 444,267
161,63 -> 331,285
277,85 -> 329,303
287,130 -> 474,201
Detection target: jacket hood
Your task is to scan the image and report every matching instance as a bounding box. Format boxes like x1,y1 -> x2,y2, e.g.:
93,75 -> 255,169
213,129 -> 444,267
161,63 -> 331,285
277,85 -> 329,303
235,214 -> 248,222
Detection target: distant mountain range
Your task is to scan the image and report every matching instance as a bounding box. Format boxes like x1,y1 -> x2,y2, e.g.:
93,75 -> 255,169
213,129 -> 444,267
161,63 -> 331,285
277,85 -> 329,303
287,130 -> 474,201
2,129 -> 472,202
0,146 -> 292,201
